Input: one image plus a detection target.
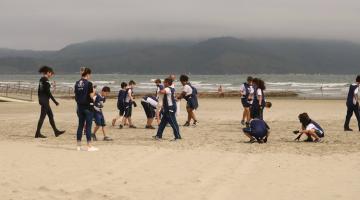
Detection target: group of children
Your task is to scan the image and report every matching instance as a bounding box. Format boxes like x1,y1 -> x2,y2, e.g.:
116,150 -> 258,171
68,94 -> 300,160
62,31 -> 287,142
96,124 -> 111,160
239,76 -> 326,143
34,65 -> 360,150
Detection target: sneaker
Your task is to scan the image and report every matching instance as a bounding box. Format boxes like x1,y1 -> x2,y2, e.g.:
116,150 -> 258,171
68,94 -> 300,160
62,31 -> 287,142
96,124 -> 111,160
76,146 -> 81,151
35,133 -> 47,138
152,135 -> 162,140
183,121 -> 190,127
119,124 -> 123,129
303,136 -> 313,142
193,120 -> 198,127
87,146 -> 99,152
241,120 -> 245,126
344,128 -> 353,131
145,125 -> 156,129
245,138 -> 256,143
55,130 -> 65,137
129,125 -> 137,129
91,133 -> 97,141
103,136 -> 113,141
314,138 -> 323,143
245,122 -> 250,128
263,137 -> 268,143
112,119 -> 116,126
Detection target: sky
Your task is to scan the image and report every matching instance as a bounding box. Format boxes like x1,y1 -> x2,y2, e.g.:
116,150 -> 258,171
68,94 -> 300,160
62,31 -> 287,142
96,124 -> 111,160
0,0 -> 359,50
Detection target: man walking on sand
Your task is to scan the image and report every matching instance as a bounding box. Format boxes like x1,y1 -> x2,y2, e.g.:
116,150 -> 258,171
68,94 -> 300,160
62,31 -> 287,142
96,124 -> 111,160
344,75 -> 360,132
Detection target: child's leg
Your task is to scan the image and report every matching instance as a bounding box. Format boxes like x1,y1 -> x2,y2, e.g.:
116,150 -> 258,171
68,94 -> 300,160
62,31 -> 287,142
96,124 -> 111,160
242,108 -> 247,121
305,130 -> 320,140
245,107 -> 251,122
186,107 -> 192,123
93,125 -> 100,135
101,126 -> 106,137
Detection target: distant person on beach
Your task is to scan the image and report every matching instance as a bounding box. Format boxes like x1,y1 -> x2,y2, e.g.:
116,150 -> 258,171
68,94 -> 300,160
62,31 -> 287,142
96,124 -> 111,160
178,75 -> 199,127
155,79 -> 164,125
344,75 -> 360,131
112,82 -> 128,126
153,78 -> 181,141
242,118 -> 270,143
35,66 -> 65,138
218,85 -> 224,98
74,67 -> 98,151
119,80 -> 137,129
141,95 -> 158,129
92,86 -> 113,141
294,113 -> 324,143
240,76 -> 254,126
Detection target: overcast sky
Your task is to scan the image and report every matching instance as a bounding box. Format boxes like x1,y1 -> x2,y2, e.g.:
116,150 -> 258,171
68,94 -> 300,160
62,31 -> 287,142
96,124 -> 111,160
1,0 -> 359,50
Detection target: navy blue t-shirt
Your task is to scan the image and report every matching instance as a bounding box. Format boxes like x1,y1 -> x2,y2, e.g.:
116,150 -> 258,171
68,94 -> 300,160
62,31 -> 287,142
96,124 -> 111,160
250,119 -> 270,139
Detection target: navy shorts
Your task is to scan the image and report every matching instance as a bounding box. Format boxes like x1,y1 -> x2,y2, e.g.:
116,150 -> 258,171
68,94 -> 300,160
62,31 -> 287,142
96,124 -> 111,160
124,103 -> 132,118
243,127 -> 267,139
119,106 -> 125,116
186,98 -> 198,110
141,101 -> 156,119
315,130 -> 325,138
94,112 -> 106,126
241,98 -> 251,108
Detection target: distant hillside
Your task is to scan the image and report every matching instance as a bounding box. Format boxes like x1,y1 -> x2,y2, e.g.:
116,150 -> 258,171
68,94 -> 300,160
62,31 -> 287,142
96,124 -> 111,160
0,37 -> 359,74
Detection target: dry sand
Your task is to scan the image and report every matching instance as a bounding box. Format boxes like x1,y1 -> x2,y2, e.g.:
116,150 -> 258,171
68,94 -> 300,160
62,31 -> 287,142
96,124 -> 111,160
0,98 -> 360,200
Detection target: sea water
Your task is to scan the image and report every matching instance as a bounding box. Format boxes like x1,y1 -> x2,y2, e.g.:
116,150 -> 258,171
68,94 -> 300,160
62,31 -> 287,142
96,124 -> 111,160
0,74 -> 355,98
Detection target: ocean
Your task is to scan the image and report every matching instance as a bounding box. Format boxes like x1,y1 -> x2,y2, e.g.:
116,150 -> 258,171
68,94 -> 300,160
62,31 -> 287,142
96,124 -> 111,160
0,74 -> 356,98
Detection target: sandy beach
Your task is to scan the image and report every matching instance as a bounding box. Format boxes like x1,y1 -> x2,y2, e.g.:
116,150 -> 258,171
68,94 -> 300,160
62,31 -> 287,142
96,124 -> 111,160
1,98 -> 360,200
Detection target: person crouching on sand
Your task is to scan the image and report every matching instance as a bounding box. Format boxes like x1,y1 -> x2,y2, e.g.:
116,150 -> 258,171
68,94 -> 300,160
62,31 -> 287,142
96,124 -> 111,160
92,86 -> 113,141
242,118 -> 270,143
293,113 -> 324,143
35,66 -> 65,138
74,67 -> 98,151
153,78 -> 181,141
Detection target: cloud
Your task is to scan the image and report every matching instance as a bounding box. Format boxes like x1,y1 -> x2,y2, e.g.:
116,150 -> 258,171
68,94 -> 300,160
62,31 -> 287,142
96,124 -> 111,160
0,0 -> 359,50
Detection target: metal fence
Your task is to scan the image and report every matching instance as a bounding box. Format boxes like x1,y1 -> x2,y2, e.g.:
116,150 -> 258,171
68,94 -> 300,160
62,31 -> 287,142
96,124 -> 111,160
0,82 -> 74,101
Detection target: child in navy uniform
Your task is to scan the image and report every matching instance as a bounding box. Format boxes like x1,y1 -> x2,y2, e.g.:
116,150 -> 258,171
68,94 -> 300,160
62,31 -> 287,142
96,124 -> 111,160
112,82 -> 128,126
74,67 -> 98,151
251,78 -> 272,120
240,76 -> 254,126
294,113 -> 324,143
242,118 -> 270,143
344,75 -> 360,131
153,78 -> 181,141
120,80 -> 137,129
93,86 -> 112,141
141,95 -> 158,129
178,75 -> 199,126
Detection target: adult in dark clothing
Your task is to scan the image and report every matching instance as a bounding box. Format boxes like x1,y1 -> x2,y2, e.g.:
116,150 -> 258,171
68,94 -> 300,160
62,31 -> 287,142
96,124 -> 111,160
35,66 -> 65,138
344,75 -> 360,131
74,67 -> 98,151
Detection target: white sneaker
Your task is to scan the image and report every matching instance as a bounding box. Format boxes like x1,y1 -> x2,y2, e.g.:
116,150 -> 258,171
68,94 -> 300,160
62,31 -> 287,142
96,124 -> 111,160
76,146 -> 81,151
87,146 -> 99,152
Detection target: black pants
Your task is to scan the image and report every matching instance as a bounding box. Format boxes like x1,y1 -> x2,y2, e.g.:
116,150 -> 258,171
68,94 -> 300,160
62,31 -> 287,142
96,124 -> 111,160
36,103 -> 58,135
344,104 -> 360,130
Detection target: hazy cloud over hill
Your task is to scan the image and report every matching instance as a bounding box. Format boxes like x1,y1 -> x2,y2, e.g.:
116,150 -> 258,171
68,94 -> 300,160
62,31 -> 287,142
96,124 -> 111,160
0,0 -> 359,50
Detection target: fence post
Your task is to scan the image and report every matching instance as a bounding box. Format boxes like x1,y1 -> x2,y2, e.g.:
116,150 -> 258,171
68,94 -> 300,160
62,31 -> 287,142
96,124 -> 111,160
30,88 -> 33,101
6,84 -> 9,97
